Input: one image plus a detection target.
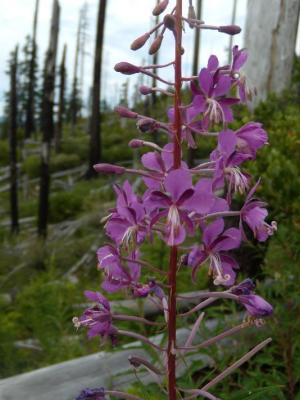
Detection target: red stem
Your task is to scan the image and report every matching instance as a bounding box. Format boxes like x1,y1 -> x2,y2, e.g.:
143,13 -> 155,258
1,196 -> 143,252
167,3 -> 182,399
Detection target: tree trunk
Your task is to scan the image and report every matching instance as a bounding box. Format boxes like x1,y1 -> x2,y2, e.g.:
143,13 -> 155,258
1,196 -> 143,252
228,0 -> 237,64
70,9 -> 82,132
86,0 -> 107,179
55,44 -> 67,152
9,46 -> 19,234
25,0 -> 39,139
38,0 -> 60,237
187,0 -> 202,168
244,0 -> 300,106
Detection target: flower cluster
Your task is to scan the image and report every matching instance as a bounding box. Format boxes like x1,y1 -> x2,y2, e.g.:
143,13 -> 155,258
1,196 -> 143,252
74,1 -> 275,398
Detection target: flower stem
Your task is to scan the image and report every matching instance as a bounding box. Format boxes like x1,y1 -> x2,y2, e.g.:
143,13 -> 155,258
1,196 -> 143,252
200,338 -> 272,391
167,3 -> 183,398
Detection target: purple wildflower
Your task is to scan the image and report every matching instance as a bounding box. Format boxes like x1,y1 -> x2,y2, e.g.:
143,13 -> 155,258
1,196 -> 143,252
75,388 -> 106,400
147,169 -> 213,245
97,245 -> 141,293
188,55 -> 239,128
210,129 -> 252,196
239,294 -> 273,317
141,143 -> 187,189
73,291 -> 117,344
240,181 -> 277,241
105,182 -> 148,249
235,122 -> 268,158
187,218 -> 241,286
231,278 -> 256,295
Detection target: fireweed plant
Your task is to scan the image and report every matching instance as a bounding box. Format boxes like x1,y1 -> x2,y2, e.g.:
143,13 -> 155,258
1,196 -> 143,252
73,1 -> 277,399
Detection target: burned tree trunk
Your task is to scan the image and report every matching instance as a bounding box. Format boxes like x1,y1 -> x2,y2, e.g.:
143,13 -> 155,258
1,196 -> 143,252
38,0 -> 60,237
70,10 -> 82,132
244,0 -> 300,106
9,46 -> 19,234
86,0 -> 107,179
187,0 -> 202,168
55,44 -> 67,152
228,0 -> 237,64
25,0 -> 39,139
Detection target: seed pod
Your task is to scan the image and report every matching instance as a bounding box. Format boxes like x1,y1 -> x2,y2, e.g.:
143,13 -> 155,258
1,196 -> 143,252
115,106 -> 138,119
93,164 -> 126,175
152,0 -> 169,16
149,35 -> 163,55
218,25 -> 241,35
114,62 -> 141,75
130,32 -> 150,51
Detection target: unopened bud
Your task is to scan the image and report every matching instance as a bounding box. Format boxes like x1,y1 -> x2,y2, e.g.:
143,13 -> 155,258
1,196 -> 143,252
137,118 -> 158,133
152,0 -> 169,16
149,35 -> 164,55
129,139 -> 144,148
93,163 -> 126,175
139,85 -> 153,95
130,32 -> 150,51
163,14 -> 176,32
114,62 -> 141,75
115,106 -> 138,119
218,25 -> 241,35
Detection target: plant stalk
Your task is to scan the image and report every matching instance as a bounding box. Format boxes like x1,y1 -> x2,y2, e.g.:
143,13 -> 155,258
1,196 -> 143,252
167,1 -> 182,399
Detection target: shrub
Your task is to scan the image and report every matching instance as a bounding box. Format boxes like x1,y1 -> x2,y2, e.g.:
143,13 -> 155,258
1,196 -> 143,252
49,191 -> 83,223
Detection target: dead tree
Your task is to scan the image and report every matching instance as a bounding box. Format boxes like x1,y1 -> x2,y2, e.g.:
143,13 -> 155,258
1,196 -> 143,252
25,0 -> 40,139
228,0 -> 238,64
9,46 -> 19,234
151,0 -> 160,107
244,0 -> 300,106
86,0 -> 107,178
38,0 -> 60,237
55,44 -> 67,152
187,0 -> 202,168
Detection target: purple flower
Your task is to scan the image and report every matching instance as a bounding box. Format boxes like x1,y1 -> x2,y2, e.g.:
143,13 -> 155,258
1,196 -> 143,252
75,387 -> 106,400
210,129 -> 251,196
105,182 -> 148,249
97,245 -> 141,293
147,169 -> 214,245
239,294 -> 273,317
230,46 -> 252,102
231,278 -> 272,317
240,181 -> 277,241
141,143 -> 187,189
73,291 -> 117,344
187,218 -> 241,286
231,278 -> 256,295
132,280 -> 165,299
235,122 -> 268,158
188,55 -> 239,127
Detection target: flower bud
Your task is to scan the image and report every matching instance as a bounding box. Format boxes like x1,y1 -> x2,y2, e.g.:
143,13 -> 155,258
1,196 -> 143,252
149,34 -> 164,55
152,0 -> 169,16
128,139 -> 144,148
115,106 -> 138,119
130,32 -> 150,51
218,25 -> 241,35
114,62 -> 141,75
139,85 -> 153,95
93,163 -> 126,175
163,14 -> 176,33
137,118 -> 157,133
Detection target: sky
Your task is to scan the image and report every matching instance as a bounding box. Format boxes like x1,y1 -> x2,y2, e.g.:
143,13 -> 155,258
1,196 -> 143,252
0,0 -> 299,116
